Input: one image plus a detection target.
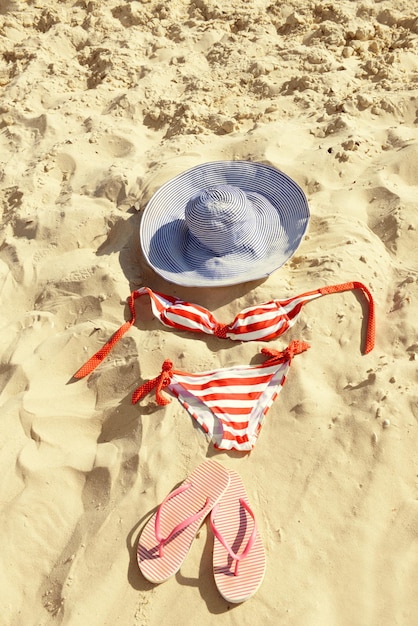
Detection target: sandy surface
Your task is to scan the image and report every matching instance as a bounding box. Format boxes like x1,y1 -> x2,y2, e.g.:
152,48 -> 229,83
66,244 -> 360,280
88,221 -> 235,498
1,1 -> 417,625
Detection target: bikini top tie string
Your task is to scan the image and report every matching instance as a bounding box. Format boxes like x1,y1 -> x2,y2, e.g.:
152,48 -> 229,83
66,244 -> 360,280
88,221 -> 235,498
132,359 -> 174,406
318,281 -> 375,354
73,290 -> 140,379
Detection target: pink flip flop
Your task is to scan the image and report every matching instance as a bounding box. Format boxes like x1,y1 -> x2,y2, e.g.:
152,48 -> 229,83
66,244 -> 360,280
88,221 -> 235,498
210,469 -> 266,603
137,459 -> 230,583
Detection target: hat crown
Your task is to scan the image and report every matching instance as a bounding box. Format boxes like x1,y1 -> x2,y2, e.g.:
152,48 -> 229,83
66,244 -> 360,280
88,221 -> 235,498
184,185 -> 257,255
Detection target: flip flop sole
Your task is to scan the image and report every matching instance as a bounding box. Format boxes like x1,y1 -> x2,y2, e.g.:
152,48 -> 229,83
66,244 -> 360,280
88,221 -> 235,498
212,469 -> 266,603
137,459 -> 230,583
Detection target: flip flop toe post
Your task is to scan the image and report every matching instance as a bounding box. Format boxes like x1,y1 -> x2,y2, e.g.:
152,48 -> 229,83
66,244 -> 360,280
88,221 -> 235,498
137,460 -> 230,584
210,470 -> 266,603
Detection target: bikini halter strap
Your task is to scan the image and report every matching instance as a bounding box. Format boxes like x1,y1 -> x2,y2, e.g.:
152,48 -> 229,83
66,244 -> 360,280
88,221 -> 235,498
73,290 -> 141,379
286,281 -> 375,354
318,281 -> 375,354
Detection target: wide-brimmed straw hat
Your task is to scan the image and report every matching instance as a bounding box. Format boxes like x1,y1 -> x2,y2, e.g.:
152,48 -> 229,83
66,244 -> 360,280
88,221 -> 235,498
140,160 -> 310,287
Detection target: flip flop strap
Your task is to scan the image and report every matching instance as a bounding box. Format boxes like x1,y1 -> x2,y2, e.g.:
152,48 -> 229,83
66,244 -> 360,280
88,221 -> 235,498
210,498 -> 258,576
155,483 -> 211,557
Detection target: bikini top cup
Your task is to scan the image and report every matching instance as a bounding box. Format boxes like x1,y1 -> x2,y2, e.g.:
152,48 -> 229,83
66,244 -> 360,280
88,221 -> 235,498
74,281 -> 375,380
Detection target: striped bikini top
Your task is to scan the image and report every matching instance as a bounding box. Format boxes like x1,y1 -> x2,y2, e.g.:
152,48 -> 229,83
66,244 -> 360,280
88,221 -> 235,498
74,280 -> 375,379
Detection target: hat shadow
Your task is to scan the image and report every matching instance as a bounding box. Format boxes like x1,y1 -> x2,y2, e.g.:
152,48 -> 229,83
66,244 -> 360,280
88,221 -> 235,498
96,207 -> 267,311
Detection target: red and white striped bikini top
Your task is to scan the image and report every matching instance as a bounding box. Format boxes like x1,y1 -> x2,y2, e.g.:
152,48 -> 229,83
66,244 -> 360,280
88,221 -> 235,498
74,280 -> 375,379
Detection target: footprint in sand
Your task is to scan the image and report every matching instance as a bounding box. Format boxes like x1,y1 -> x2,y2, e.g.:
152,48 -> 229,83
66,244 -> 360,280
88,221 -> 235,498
56,152 -> 77,179
385,143 -> 418,189
19,112 -> 48,137
371,499 -> 418,623
97,134 -> 135,158
367,160 -> 417,260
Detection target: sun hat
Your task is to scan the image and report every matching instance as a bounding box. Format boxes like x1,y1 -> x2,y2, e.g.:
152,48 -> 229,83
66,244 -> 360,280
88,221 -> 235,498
140,160 -> 310,287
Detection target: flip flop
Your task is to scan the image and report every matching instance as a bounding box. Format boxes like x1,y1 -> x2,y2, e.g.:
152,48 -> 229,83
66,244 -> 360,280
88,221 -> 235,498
210,469 -> 266,603
137,459 -> 230,583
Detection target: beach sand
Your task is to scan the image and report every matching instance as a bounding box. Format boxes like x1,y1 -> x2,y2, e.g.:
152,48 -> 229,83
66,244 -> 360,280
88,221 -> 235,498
0,1 -> 417,624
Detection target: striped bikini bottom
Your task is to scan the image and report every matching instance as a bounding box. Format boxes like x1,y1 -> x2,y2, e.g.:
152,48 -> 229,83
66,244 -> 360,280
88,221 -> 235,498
132,340 -> 309,453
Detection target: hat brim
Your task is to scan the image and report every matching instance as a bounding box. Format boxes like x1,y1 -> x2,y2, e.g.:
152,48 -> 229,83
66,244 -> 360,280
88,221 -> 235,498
140,161 -> 310,287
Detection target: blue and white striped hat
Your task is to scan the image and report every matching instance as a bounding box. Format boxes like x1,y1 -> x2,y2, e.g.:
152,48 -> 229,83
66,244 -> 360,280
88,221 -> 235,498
140,161 -> 310,287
